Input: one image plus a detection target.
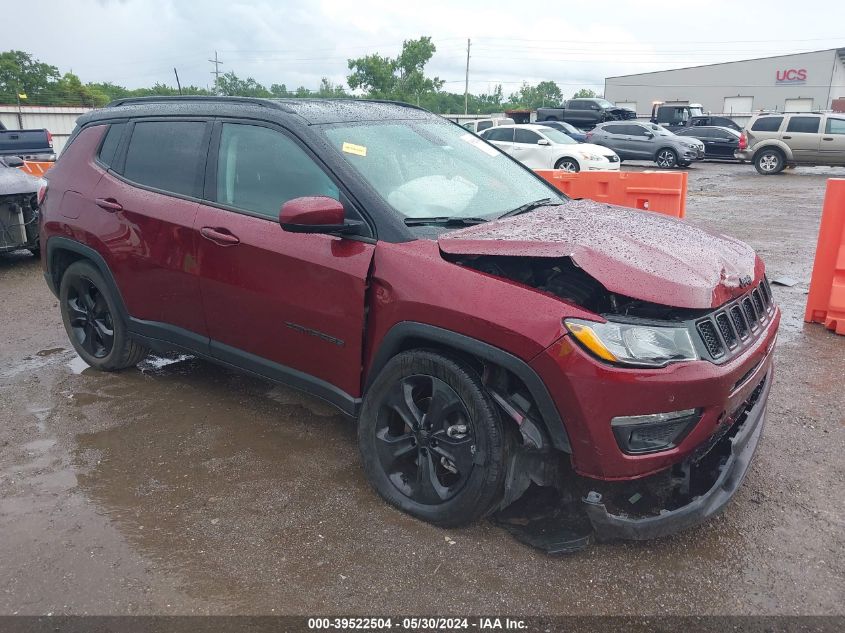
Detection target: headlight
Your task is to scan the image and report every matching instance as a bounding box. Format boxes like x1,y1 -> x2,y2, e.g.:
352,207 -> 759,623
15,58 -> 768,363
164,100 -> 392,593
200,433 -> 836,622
582,153 -> 604,160
564,318 -> 698,367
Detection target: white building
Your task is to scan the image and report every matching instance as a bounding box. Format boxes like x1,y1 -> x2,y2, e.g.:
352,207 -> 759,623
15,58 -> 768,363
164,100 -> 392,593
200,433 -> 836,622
604,47 -> 845,117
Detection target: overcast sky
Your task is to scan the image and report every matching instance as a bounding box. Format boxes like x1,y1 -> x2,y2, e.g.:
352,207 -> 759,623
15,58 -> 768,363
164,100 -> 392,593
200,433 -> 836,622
4,0 -> 844,98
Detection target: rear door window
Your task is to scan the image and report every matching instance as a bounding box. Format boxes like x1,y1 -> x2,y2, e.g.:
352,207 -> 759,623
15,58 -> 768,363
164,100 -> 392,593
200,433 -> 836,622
484,128 -> 514,142
215,123 -> 338,219
122,121 -> 208,197
786,116 -> 821,134
751,117 -> 783,132
602,124 -> 627,135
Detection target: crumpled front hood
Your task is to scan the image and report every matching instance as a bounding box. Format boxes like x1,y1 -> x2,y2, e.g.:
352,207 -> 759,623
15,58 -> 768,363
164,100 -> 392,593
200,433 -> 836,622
438,200 -> 762,309
0,167 -> 40,196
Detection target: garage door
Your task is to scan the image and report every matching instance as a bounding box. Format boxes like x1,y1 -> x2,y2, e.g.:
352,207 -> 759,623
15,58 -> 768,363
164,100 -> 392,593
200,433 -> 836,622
616,102 -> 637,114
784,98 -> 814,112
723,96 -> 753,114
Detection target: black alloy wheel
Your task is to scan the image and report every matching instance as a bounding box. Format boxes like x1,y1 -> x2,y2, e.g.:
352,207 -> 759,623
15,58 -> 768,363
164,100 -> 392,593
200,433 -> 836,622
66,276 -> 115,358
374,374 -> 475,504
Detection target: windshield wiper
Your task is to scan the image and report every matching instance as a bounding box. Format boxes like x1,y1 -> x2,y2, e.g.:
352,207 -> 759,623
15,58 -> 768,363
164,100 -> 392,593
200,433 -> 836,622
403,216 -> 490,227
498,197 -> 557,219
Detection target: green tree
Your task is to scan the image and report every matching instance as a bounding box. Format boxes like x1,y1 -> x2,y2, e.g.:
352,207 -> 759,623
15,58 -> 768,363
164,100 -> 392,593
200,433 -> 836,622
215,71 -> 271,97
347,36 -> 443,102
0,50 -> 60,104
572,88 -> 597,99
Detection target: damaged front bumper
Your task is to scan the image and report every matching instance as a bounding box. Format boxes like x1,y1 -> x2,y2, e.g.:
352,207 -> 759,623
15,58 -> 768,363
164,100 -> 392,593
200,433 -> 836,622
582,372 -> 770,541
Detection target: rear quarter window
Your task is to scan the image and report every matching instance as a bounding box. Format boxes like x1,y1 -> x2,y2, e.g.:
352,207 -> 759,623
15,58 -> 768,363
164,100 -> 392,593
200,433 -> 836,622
97,122 -> 126,167
751,117 -> 783,132
122,121 -> 207,197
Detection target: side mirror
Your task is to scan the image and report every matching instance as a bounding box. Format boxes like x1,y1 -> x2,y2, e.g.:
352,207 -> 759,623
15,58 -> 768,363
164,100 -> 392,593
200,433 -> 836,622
537,138 -> 551,146
279,196 -> 361,235
645,132 -> 654,139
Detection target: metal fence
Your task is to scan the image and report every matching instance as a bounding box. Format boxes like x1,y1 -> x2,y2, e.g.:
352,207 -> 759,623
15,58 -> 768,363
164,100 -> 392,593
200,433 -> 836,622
0,105 -> 92,155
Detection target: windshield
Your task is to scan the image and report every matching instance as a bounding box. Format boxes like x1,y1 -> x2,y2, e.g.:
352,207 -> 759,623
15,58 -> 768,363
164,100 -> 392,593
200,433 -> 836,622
322,121 -> 563,220
648,123 -> 675,137
596,99 -> 614,108
535,127 -> 577,145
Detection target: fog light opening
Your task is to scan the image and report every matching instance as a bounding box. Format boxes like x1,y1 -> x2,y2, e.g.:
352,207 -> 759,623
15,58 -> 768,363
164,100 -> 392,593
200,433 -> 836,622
611,409 -> 701,455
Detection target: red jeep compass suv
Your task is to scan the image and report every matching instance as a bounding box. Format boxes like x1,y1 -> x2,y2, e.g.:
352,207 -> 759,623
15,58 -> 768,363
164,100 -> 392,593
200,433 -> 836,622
40,97 -> 778,544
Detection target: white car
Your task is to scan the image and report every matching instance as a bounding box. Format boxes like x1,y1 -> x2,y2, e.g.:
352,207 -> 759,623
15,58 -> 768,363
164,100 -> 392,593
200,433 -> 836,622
461,117 -> 515,135
481,124 -> 620,172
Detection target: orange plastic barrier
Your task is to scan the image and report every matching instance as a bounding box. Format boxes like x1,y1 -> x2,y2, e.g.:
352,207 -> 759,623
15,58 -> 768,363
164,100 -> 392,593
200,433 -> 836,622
18,161 -> 53,177
804,179 -> 845,335
535,170 -> 688,219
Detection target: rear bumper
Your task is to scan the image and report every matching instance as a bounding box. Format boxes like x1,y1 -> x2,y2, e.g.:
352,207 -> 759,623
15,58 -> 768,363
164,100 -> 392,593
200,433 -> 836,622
735,149 -> 753,161
582,372 -> 770,540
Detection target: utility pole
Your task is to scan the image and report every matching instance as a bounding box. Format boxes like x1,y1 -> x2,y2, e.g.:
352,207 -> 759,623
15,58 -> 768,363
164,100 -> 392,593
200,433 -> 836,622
464,38 -> 471,115
208,51 -> 223,93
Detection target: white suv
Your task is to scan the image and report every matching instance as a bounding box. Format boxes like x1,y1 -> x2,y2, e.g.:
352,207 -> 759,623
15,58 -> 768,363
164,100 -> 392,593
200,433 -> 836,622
481,124 -> 620,172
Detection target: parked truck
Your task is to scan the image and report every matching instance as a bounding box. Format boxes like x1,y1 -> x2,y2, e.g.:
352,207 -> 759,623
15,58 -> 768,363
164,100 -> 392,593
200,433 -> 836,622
535,98 -> 636,129
0,121 -> 55,161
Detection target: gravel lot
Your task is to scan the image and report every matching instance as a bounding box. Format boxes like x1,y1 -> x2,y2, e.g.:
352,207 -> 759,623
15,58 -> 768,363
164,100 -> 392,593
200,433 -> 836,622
1,161 -> 843,616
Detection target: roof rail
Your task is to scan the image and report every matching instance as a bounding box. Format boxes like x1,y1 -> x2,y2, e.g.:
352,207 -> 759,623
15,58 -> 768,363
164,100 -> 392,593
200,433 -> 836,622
757,109 -> 829,115
106,95 -> 282,109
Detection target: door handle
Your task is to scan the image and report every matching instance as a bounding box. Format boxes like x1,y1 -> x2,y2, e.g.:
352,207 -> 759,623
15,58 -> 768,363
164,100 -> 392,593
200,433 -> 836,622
823,137 -> 834,141
95,197 -> 123,212
200,226 -> 240,246
782,135 -> 792,139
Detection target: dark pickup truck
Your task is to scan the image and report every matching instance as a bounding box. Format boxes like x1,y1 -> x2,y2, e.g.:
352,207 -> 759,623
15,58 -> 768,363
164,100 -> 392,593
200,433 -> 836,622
0,121 -> 55,160
536,98 -> 637,129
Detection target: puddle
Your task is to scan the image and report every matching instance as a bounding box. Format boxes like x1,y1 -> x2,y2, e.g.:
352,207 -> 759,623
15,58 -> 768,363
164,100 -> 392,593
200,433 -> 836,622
36,347 -> 66,357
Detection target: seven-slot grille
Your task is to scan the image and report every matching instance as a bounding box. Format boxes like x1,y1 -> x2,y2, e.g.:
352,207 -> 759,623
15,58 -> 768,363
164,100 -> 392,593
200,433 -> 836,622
695,278 -> 775,360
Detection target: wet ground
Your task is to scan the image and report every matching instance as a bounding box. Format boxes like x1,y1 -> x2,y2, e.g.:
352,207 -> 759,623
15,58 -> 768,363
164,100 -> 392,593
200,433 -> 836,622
1,161 -> 843,616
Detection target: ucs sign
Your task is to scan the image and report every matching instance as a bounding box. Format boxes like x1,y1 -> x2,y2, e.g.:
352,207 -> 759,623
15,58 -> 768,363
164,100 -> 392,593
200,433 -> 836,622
776,69 -> 807,84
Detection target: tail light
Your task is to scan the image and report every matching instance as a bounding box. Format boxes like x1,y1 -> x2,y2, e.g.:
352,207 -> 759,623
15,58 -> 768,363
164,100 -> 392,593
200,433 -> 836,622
46,130 -> 53,147
585,131 -> 594,140
738,132 -> 747,150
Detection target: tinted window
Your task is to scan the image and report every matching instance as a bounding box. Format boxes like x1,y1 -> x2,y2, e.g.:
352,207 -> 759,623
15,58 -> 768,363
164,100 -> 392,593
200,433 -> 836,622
514,129 -> 541,144
97,123 -> 125,167
484,128 -> 514,142
477,121 -> 493,132
786,116 -> 821,134
626,124 -> 650,136
123,121 -> 206,196
602,124 -> 627,135
568,101 -> 584,110
751,117 -> 783,132
216,123 -> 338,219
826,118 -> 845,135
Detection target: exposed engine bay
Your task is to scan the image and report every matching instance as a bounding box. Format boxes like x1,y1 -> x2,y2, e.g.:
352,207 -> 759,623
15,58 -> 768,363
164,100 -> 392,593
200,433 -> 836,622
452,254 -> 709,321
0,160 -> 40,254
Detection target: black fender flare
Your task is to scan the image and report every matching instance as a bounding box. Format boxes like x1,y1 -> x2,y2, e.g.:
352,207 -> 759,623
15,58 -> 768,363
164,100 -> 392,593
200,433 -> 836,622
45,237 -> 130,317
366,322 -> 571,452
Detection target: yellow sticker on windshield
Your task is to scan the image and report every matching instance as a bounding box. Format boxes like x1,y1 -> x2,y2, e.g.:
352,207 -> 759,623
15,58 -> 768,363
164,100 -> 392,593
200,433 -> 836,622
342,142 -> 367,157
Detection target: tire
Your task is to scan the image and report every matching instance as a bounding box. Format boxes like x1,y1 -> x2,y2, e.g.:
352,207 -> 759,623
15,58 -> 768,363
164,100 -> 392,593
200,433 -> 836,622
754,148 -> 785,175
358,350 -> 509,527
59,260 -> 148,371
655,148 -> 678,168
554,157 -> 580,172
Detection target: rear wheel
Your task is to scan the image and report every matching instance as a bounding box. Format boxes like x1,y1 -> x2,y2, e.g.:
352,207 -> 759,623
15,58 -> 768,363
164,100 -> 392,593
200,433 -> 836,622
754,148 -> 785,175
59,260 -> 148,371
358,350 -> 509,527
554,157 -> 580,172
655,148 -> 678,168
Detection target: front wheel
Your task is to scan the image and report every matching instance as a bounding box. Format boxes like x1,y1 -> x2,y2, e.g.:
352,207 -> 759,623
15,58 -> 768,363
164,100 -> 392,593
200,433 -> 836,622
554,157 -> 580,172
655,148 -> 678,168
358,350 -> 509,527
59,260 -> 149,371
